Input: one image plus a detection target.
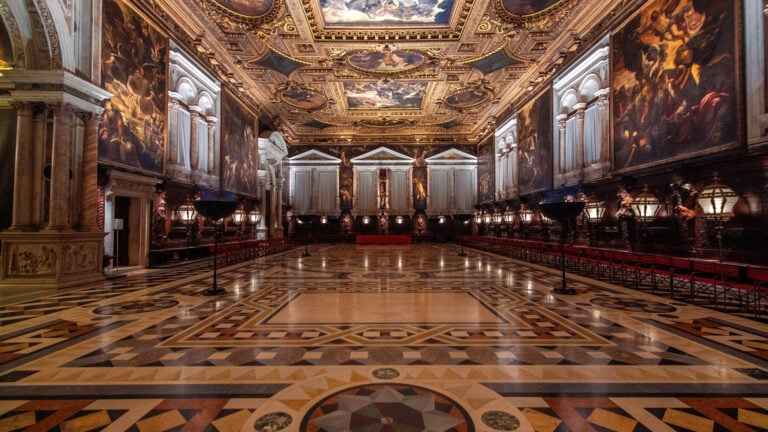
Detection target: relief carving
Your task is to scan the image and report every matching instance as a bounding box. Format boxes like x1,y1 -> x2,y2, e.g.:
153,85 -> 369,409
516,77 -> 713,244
61,243 -> 99,274
7,244 -> 57,276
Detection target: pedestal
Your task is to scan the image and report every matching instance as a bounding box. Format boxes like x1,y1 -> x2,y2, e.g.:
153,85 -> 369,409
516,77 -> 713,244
0,230 -> 105,289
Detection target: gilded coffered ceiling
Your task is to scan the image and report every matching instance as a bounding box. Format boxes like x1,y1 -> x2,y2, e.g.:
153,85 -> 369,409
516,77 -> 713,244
141,0 -> 640,146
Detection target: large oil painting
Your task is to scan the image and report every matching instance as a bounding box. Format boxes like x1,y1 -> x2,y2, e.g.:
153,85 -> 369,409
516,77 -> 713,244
320,0 -> 453,25
0,19 -> 12,70
612,0 -> 737,171
221,91 -> 259,195
517,89 -> 552,195
764,1 -> 768,113
345,82 -> 427,109
477,136 -> 495,203
99,0 -> 167,174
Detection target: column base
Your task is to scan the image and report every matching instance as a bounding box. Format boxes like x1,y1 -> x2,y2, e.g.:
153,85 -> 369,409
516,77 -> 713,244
0,230 -> 105,289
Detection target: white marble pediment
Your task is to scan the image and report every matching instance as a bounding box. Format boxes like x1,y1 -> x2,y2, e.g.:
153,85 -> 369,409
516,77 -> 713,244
425,148 -> 477,165
287,149 -> 341,165
351,147 -> 414,166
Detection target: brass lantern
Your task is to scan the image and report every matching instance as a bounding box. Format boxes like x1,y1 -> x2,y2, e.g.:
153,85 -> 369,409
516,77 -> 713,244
631,185 -> 660,222
696,174 -> 738,221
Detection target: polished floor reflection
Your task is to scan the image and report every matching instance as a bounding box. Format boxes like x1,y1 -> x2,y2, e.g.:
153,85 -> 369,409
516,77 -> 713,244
0,243 -> 767,431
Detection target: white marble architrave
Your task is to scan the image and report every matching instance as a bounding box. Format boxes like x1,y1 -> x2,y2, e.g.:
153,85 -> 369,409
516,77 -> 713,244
552,37 -> 611,186
166,44 -> 221,189
746,0 -> 768,144
494,116 -> 518,200
350,147 -> 415,215
286,149 -> 342,216
424,149 -> 478,215
259,132 -> 289,238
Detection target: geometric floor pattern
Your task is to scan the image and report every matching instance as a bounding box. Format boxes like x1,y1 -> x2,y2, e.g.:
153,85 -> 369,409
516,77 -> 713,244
0,243 -> 767,431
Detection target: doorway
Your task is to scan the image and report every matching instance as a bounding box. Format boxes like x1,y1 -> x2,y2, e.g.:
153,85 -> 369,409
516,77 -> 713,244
114,196 -> 131,267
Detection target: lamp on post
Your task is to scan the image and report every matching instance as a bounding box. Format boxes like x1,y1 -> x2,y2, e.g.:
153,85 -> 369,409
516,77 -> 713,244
248,208 -> 262,240
297,214 -> 315,257
177,201 -> 198,245
231,206 -> 246,238
454,213 -> 472,257
519,205 -> 533,238
631,185 -> 661,253
503,207 -> 515,237
193,200 -> 238,296
696,173 -> 738,262
583,197 -> 605,247
177,202 -> 198,224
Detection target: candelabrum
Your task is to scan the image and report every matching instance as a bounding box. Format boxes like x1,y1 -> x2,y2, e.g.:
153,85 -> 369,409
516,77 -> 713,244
194,200 -> 238,296
540,201 -> 586,295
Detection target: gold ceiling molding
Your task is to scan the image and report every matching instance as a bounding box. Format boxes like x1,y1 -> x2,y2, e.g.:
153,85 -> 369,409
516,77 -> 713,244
145,0 -> 617,145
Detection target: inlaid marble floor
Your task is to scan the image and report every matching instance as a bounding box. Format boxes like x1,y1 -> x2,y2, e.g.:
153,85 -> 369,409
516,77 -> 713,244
0,243 -> 767,431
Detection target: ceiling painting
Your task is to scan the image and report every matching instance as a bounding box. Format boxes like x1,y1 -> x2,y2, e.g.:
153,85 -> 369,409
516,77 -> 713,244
276,82 -> 328,111
344,82 -> 428,110
500,0 -> 562,16
209,0 -> 275,17
346,47 -> 427,75
445,85 -> 493,110
319,0 -> 454,25
147,0 -> 625,145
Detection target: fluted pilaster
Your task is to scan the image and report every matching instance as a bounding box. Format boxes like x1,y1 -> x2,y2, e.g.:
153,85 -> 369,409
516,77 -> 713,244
47,104 -> 74,230
189,109 -> 202,170
79,112 -> 101,231
10,103 -> 35,230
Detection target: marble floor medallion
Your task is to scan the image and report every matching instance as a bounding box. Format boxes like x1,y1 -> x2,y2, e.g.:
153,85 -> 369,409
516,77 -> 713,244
301,383 -> 473,432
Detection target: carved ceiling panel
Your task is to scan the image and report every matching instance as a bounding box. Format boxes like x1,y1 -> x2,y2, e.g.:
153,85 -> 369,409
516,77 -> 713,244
142,0 -> 639,146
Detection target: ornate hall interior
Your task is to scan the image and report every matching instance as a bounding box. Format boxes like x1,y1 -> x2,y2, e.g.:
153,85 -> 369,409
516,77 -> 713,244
1,0 -> 768,430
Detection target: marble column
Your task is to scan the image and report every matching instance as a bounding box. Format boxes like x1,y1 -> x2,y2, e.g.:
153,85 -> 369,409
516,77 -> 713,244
47,104 -> 74,230
79,112 -> 101,231
32,106 -> 49,226
10,102 -> 35,230
557,114 -> 567,174
167,99 -> 180,165
597,90 -> 611,164
206,117 -> 217,176
189,109 -> 201,170
574,103 -> 586,170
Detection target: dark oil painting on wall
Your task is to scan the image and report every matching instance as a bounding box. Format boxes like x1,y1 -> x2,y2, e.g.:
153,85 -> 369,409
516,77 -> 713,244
477,136 -> 495,203
412,166 -> 428,209
0,18 -> 12,70
517,89 -> 552,195
99,0 -> 167,174
612,0 -> 737,171
221,91 -> 259,195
